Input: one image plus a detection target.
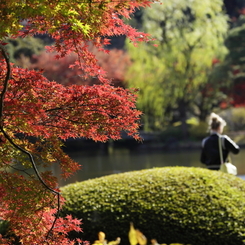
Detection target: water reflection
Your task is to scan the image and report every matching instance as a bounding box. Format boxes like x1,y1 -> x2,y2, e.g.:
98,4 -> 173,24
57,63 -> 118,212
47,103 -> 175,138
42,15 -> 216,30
56,147 -> 245,187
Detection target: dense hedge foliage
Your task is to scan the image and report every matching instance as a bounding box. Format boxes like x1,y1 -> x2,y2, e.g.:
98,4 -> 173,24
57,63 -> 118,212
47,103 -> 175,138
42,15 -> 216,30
61,167 -> 245,245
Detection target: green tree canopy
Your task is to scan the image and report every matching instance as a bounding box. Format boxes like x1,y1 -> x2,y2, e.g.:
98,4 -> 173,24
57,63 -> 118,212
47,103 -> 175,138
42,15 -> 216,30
126,0 -> 228,133
219,15 -> 245,107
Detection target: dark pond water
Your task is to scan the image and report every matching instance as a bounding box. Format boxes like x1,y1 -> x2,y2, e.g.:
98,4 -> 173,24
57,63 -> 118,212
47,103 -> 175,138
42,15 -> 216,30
54,147 -> 245,187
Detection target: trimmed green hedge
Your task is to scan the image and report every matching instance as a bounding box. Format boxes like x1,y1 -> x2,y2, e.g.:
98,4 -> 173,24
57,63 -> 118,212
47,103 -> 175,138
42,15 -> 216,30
60,167 -> 245,245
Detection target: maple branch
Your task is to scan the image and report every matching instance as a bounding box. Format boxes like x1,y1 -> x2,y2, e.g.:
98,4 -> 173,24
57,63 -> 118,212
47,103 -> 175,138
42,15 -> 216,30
45,104 -> 128,119
45,103 -> 112,112
0,44 -> 11,126
0,128 -> 61,240
0,45 -> 60,241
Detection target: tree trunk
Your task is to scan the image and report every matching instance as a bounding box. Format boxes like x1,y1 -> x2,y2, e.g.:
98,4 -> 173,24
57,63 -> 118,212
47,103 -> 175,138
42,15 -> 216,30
178,99 -> 189,139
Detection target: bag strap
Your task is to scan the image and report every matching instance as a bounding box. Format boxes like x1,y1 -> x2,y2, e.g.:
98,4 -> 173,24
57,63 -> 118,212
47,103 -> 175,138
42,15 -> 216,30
218,136 -> 224,164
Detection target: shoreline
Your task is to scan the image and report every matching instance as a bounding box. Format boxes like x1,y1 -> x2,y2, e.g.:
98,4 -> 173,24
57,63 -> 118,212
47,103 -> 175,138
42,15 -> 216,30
63,131 -> 245,153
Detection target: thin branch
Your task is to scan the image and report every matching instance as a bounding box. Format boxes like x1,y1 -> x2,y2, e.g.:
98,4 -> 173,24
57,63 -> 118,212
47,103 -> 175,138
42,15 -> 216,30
0,44 -> 11,125
9,165 -> 33,177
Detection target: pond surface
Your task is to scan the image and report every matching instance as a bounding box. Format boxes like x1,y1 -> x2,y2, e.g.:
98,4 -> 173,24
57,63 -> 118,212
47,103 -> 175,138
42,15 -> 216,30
55,147 -> 245,187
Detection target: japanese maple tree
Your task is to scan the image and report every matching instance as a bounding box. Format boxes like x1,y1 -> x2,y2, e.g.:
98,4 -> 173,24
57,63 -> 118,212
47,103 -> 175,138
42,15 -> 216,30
0,0 -> 153,244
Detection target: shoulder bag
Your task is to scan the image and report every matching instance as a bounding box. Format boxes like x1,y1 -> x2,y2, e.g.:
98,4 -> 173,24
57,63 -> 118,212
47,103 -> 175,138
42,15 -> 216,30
219,136 -> 237,175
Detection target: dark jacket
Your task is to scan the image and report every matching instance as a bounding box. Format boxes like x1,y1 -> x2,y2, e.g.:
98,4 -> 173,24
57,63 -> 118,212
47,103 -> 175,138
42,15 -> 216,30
200,132 -> 240,169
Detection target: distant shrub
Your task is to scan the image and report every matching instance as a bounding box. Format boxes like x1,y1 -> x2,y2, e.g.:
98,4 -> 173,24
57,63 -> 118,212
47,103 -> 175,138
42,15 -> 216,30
0,220 -> 9,236
61,167 -> 245,245
230,108 -> 245,131
159,125 -> 183,142
188,121 -> 208,140
220,108 -> 245,131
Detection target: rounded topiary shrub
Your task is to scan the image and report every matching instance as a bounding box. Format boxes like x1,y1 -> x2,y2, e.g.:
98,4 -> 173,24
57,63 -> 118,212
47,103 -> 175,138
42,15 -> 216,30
60,167 -> 245,245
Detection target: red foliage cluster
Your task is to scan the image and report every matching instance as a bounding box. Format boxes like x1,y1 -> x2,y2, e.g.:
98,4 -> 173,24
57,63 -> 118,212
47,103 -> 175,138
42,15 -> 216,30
231,82 -> 245,107
0,52 -> 141,244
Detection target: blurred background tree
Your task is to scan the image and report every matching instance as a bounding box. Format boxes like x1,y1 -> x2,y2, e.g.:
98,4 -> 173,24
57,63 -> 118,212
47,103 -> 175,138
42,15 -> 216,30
28,48 -> 131,87
5,36 -> 130,87
5,36 -> 46,67
126,0 -> 228,137
219,15 -> 245,107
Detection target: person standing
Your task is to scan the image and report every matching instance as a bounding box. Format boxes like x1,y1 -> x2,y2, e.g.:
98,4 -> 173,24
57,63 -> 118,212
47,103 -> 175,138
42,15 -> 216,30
200,112 -> 240,170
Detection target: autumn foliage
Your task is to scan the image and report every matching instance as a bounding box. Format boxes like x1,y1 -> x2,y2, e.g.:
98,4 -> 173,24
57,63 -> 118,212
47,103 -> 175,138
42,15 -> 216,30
29,48 -> 131,87
0,0 -> 153,244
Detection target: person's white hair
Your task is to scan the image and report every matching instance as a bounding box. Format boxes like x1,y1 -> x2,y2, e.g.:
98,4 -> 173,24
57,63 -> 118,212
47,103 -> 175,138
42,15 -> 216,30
208,112 -> 226,131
